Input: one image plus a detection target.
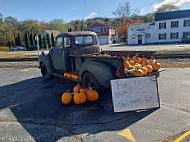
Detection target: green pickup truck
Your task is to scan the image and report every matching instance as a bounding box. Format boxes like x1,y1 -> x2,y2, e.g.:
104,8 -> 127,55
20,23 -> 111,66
38,31 -> 158,91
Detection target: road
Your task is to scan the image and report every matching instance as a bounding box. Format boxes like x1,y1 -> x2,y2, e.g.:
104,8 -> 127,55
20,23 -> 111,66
0,68 -> 190,142
100,43 -> 190,51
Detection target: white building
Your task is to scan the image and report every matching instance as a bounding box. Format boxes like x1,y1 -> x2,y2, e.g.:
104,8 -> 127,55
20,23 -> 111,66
128,9 -> 190,45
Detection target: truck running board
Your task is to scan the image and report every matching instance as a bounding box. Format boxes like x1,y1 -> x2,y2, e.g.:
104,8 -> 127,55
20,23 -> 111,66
52,72 -> 80,82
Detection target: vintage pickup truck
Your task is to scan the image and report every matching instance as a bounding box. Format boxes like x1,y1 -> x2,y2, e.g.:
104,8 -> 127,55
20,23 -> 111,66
38,31 -> 158,91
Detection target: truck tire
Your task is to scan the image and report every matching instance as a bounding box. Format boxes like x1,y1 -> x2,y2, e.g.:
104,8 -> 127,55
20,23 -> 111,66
41,64 -> 54,80
82,72 -> 100,92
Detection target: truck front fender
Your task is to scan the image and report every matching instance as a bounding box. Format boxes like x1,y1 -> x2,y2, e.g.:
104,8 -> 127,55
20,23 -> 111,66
79,60 -> 116,87
38,54 -> 53,74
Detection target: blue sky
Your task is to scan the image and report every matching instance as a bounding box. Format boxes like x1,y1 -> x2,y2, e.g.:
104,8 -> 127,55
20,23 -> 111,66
0,0 -> 190,23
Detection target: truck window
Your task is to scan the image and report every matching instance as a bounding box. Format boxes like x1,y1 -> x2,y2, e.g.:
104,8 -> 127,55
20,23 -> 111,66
64,37 -> 71,48
75,36 -> 93,45
55,37 -> 63,48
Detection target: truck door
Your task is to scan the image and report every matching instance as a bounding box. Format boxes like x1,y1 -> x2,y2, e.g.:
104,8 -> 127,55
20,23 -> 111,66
51,36 -> 71,73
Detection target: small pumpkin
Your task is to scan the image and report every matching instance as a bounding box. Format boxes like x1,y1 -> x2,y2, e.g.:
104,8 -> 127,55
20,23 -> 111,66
71,73 -> 74,78
124,61 -> 131,69
152,62 -> 161,71
73,90 -> 86,104
139,66 -> 147,75
132,68 -> 143,77
73,74 -> 79,80
149,59 -> 156,66
134,63 -> 142,69
142,59 -> 149,66
64,72 -> 69,77
67,73 -> 71,78
86,87 -> 99,102
132,55 -> 137,61
73,83 -> 82,93
129,60 -> 135,66
135,57 -> 141,64
146,65 -> 153,73
61,90 -> 72,105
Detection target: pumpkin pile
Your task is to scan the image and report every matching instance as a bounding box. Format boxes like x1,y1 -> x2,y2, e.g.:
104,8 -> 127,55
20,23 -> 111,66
122,54 -> 161,77
64,72 -> 79,80
61,84 -> 99,105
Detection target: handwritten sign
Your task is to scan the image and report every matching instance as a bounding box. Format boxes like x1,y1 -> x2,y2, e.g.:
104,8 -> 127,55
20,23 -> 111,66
111,75 -> 160,112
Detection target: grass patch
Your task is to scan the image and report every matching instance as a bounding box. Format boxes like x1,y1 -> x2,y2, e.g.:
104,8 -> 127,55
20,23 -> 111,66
0,46 -> 10,51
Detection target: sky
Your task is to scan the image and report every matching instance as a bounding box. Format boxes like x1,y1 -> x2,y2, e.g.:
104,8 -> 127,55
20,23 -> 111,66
0,0 -> 190,23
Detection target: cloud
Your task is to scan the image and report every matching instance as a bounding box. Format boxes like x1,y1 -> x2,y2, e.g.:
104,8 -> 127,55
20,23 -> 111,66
84,12 -> 97,20
153,0 -> 190,10
139,9 -> 145,15
71,7 -> 77,11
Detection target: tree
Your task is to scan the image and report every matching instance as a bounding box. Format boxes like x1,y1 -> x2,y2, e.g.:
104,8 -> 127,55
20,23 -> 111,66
112,2 -> 131,19
141,13 -> 155,22
8,40 -> 12,49
43,35 -> 47,49
47,34 -> 51,48
51,33 -> 55,47
30,33 -> 35,46
156,4 -> 179,13
12,39 -> 15,47
17,33 -> 23,46
25,33 -> 31,47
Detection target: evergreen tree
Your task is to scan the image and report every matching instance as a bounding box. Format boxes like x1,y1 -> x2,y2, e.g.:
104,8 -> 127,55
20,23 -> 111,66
38,35 -> 43,48
47,34 -> 51,48
30,33 -> 35,46
43,35 -> 47,49
51,33 -> 55,47
17,33 -> 23,46
12,39 -> 15,47
25,33 -> 31,47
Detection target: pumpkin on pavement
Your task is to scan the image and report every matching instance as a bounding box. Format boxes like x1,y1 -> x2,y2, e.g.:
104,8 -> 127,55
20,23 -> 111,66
73,90 -> 86,104
61,90 -> 72,105
73,83 -> 82,93
86,87 -> 99,102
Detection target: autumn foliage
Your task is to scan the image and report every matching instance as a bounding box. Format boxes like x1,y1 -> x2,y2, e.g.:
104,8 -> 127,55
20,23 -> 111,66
116,16 -> 143,39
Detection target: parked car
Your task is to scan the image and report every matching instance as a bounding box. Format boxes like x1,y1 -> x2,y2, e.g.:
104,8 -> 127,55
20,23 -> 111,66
26,45 -> 38,51
182,35 -> 190,43
11,46 -> 26,51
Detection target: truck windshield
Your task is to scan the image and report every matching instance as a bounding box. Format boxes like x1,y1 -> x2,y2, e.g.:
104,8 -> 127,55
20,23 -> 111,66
75,36 -> 94,45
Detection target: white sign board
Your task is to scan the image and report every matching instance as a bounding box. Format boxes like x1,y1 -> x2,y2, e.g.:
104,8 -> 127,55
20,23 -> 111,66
111,75 -> 160,112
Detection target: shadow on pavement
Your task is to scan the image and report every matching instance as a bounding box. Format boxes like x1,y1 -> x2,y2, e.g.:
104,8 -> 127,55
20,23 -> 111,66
0,76 -> 158,141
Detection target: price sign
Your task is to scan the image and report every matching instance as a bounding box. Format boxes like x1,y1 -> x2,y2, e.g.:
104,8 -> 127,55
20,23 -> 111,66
111,75 -> 160,112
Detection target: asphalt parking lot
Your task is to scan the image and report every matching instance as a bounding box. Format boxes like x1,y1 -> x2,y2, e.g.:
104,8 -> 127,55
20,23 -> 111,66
0,68 -> 190,142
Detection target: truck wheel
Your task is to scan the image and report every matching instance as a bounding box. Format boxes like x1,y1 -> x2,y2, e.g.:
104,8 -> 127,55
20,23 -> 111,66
82,72 -> 100,92
41,64 -> 53,80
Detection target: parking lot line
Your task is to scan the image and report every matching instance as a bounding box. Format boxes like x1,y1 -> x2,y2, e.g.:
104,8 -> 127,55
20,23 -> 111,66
173,130 -> 190,142
117,129 -> 136,141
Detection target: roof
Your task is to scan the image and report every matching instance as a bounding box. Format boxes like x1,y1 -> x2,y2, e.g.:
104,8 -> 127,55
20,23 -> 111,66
86,22 -> 113,28
129,22 -> 154,28
57,31 -> 97,37
155,9 -> 190,21
44,30 -> 61,37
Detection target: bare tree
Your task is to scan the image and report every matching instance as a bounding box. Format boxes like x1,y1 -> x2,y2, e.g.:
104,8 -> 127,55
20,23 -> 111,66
112,2 -> 131,19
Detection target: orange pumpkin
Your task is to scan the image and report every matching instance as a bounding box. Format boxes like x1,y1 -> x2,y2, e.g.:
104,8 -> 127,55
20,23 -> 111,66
73,90 -> 86,104
149,59 -> 156,66
132,55 -> 137,61
124,61 -> 131,69
86,87 -> 99,102
132,68 -> 143,77
152,62 -> 161,71
73,74 -> 79,80
142,59 -> 149,66
61,90 -> 72,105
71,74 -> 74,78
139,66 -> 147,75
73,83 -> 82,93
146,65 -> 153,73
64,72 -> 69,77
129,60 -> 135,66
135,57 -> 141,64
67,73 -> 71,78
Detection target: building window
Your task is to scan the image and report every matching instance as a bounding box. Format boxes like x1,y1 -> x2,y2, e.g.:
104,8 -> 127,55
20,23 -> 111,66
159,33 -> 166,40
170,32 -> 178,39
183,32 -> 190,38
171,21 -> 179,28
159,22 -> 166,29
184,20 -> 190,27
103,28 -> 107,32
92,28 -> 101,33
